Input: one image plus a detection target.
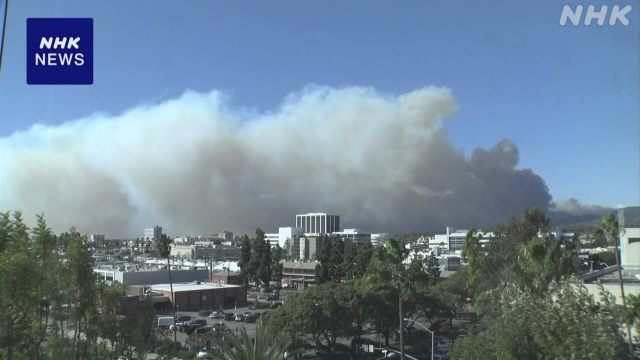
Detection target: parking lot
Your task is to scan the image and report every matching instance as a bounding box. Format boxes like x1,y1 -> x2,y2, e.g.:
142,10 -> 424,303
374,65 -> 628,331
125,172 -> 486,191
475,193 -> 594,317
162,289 -> 292,347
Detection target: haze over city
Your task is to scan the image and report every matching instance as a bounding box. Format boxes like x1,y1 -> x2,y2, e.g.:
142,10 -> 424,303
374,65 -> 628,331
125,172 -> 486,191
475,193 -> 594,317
0,0 -> 637,237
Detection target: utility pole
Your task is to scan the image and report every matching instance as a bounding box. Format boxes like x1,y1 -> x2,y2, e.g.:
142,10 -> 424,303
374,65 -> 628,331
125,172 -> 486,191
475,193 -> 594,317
617,205 -> 634,353
398,283 -> 405,360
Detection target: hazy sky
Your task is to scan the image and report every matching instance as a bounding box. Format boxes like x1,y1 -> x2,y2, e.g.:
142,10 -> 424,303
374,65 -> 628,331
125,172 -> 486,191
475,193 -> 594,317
0,0 -> 638,236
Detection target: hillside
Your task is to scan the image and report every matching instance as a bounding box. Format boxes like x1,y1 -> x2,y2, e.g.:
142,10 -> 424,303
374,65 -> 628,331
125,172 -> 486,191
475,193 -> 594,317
550,206 -> 640,230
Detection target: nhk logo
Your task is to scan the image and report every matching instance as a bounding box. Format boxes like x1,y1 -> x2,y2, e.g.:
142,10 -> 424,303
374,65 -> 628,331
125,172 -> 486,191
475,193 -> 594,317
36,36 -> 84,66
27,18 -> 93,85
559,5 -> 632,26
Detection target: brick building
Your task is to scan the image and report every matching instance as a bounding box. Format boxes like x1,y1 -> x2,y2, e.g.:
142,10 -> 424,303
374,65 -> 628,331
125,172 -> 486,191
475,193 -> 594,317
150,283 -> 247,311
210,271 -> 243,285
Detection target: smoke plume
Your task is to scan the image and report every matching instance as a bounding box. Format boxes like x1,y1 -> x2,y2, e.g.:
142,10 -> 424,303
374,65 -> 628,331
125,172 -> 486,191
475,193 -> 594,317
0,85 -> 590,237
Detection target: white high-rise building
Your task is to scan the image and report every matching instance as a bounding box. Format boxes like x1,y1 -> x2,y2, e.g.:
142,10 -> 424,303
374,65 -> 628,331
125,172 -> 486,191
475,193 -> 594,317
90,234 -> 105,243
265,227 -> 304,248
144,226 -> 163,241
295,213 -> 340,234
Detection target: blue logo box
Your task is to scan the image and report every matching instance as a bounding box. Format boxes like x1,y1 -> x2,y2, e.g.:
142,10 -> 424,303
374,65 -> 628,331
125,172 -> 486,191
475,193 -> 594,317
27,18 -> 93,85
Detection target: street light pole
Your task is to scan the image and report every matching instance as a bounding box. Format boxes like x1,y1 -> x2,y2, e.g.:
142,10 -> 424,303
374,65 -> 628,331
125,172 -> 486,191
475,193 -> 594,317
398,283 -> 405,360
404,318 -> 434,360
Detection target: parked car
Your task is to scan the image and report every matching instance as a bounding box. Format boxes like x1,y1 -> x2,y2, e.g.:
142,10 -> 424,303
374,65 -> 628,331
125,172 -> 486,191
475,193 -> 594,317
184,324 -> 196,335
192,319 -> 208,327
157,316 -> 174,327
224,313 -> 235,321
269,301 -> 283,309
210,311 -> 224,319
178,315 -> 192,322
195,326 -> 211,334
212,322 -> 226,331
253,312 -> 262,319
267,293 -> 279,301
243,311 -> 252,317
234,314 -> 245,321
244,315 -> 256,323
198,309 -> 212,317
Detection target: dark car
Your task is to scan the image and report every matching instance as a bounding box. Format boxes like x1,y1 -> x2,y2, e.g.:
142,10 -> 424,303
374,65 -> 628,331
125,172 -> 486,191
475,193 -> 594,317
244,315 -> 257,323
195,326 -> 211,334
243,311 -> 252,317
178,315 -> 191,322
234,314 -> 245,322
192,319 -> 208,327
224,313 -> 235,321
253,312 -> 262,319
184,325 -> 196,335
269,301 -> 283,309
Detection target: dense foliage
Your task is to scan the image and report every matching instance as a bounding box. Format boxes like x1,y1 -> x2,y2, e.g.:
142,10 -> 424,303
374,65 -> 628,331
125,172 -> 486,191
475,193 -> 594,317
238,229 -> 282,291
0,211 -> 159,360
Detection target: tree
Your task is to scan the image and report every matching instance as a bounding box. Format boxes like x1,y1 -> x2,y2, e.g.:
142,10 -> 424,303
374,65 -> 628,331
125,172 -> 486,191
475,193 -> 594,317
449,281 -> 634,360
212,325 -> 291,360
266,282 -> 352,355
250,229 -> 272,292
594,213 -> 633,348
369,238 -> 411,359
271,245 -> 283,288
328,236 -> 345,281
315,235 -> 333,285
157,233 -> 178,352
342,239 -> 358,279
238,235 -> 252,286
283,238 -> 292,260
335,280 -> 371,353
353,242 -> 374,278
509,235 -> 579,296
464,208 -> 553,314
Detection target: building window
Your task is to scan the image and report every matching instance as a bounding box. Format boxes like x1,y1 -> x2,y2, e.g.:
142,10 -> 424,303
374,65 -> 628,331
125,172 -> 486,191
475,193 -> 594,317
202,295 -> 206,301
629,238 -> 640,244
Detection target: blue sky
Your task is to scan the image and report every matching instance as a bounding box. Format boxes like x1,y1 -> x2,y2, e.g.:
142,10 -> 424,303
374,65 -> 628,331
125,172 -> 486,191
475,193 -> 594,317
0,0 -> 638,208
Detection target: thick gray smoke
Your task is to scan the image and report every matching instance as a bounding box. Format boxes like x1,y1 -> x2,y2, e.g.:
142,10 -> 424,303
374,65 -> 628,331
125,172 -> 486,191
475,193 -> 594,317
0,85 -> 584,237
551,198 -> 612,217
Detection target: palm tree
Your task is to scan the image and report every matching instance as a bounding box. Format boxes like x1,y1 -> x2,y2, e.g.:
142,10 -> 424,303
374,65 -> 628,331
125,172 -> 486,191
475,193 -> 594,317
212,325 -> 291,360
370,238 -> 410,360
594,214 -> 633,350
157,234 -> 177,351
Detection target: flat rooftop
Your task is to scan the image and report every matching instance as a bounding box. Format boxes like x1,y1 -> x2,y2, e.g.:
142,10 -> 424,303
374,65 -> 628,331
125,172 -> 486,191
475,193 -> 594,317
151,282 -> 241,292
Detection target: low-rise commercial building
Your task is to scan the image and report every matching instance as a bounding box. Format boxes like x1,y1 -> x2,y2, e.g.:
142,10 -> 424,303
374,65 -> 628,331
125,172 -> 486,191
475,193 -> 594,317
281,261 -> 317,289
371,233 -> 389,247
332,229 -> 371,245
170,245 -> 241,260
210,271 -> 243,285
432,227 -> 494,251
151,282 -> 247,311
94,268 -> 209,285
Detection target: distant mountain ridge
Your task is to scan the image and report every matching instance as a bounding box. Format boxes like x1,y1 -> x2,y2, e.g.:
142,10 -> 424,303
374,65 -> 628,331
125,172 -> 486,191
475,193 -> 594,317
550,206 -> 640,229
